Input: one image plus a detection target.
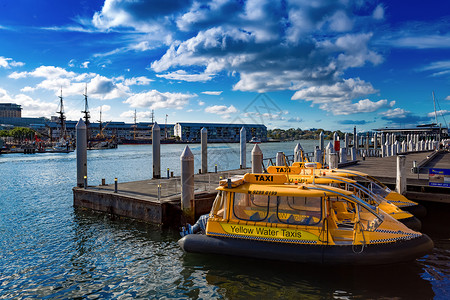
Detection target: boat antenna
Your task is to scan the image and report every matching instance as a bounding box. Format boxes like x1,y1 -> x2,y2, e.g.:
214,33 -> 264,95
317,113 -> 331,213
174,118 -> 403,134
432,91 -> 438,126
98,107 -> 103,138
56,87 -> 66,139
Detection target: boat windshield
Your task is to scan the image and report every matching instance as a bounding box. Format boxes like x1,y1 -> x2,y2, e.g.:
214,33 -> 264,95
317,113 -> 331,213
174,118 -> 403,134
210,191 -> 226,219
358,203 -> 383,231
232,193 -> 322,225
366,181 -> 389,198
355,176 -> 389,198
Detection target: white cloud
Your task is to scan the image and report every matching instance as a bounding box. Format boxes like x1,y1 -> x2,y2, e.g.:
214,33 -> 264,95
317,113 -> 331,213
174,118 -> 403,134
201,91 -> 223,95
89,0 -> 386,110
391,35 -> 450,49
446,96 -> 450,101
198,100 -> 205,106
380,108 -> 408,118
124,89 -> 194,110
372,4 -> 385,20
0,87 -> 57,118
123,76 -> 153,86
81,61 -> 90,68
156,70 -> 214,82
8,65 -> 131,100
319,99 -> 391,116
205,104 -> 238,115
0,56 -> 24,69
419,60 -> 450,77
427,110 -> 450,118
291,78 -> 378,103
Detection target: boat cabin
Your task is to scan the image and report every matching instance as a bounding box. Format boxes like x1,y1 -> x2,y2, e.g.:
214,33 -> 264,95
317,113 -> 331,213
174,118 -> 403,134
204,174 -> 412,246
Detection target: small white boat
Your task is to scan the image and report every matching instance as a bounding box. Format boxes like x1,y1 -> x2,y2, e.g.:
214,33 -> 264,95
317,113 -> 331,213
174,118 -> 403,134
249,137 -> 261,144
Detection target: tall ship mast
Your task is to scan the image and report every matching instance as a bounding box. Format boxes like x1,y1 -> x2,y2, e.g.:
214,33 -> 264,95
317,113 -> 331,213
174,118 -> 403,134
81,84 -> 90,140
56,88 -> 67,139
132,109 -> 137,140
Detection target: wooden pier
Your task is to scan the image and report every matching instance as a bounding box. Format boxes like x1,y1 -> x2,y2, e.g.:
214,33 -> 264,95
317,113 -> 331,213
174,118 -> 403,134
341,150 -> 450,204
73,150 -> 450,226
73,169 -> 249,227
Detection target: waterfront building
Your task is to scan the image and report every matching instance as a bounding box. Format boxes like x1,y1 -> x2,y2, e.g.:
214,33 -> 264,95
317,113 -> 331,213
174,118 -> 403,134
0,103 -> 22,118
174,122 -> 267,142
375,124 -> 448,141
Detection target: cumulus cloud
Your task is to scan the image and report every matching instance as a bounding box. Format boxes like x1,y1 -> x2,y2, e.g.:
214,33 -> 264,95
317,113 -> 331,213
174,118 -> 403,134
319,99 -> 391,115
291,78 -> 378,103
427,110 -> 450,118
201,91 -> 222,95
123,76 -> 153,86
380,108 -> 408,118
0,56 -> 24,68
380,108 -> 430,126
124,89 -> 194,110
205,104 -> 238,118
372,4 -> 385,20
0,87 -> 57,118
8,65 -> 132,100
156,70 -> 214,82
88,0 -> 390,114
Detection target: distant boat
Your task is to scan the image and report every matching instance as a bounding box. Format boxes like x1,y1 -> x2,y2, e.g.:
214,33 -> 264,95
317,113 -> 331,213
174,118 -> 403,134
249,137 -> 261,144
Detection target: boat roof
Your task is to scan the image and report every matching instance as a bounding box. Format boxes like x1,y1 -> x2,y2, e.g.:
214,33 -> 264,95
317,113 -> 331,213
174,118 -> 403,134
288,175 -> 357,185
217,181 -> 354,197
322,169 -> 368,177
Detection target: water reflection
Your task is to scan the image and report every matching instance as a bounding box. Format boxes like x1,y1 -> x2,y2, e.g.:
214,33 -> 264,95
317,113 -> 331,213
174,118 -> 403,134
181,252 -> 434,299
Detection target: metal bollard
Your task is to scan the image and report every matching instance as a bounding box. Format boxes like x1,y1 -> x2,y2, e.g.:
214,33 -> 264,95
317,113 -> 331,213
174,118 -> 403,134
101,178 -> 105,186
171,171 -> 174,178
114,178 -> 118,193
215,164 -> 218,173
167,168 -> 170,179
157,184 -> 161,202
84,176 -> 87,189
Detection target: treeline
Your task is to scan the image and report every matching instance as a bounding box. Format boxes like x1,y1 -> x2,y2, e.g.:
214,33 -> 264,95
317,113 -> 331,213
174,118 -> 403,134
268,128 -> 348,140
0,127 -> 38,141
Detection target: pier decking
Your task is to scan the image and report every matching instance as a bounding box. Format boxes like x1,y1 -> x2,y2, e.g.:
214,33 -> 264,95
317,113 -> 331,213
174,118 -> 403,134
73,150 -> 450,226
73,169 -> 249,226
341,150 -> 450,203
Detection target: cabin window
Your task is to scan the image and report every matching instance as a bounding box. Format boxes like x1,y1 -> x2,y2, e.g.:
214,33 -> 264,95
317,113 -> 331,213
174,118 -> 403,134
277,196 -> 322,225
232,193 -> 272,221
210,191 -> 226,218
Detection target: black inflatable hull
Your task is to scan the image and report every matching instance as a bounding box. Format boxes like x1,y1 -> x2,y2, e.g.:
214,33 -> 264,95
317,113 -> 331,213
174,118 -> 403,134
179,234 -> 433,265
402,204 -> 427,219
399,216 -> 422,231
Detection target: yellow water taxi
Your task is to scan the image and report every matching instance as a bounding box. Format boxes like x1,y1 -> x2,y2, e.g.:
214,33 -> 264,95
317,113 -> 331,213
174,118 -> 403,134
266,165 -> 422,230
179,174 -> 433,265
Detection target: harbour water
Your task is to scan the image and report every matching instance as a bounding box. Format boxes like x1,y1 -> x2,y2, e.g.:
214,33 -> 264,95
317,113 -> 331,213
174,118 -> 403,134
1,142 -> 449,299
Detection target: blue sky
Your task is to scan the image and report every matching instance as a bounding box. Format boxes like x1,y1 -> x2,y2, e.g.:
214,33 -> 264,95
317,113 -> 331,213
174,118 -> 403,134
0,0 -> 449,132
